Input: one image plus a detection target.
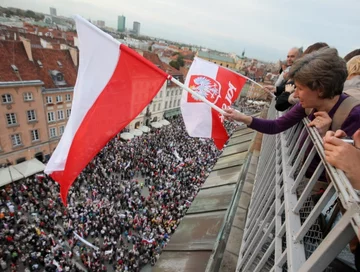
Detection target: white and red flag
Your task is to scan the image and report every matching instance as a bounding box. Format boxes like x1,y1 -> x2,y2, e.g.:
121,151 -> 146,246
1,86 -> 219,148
44,15 -> 168,205
181,57 -> 247,149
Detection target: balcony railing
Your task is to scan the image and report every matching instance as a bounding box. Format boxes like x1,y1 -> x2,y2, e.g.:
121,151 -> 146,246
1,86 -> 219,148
237,99 -> 360,272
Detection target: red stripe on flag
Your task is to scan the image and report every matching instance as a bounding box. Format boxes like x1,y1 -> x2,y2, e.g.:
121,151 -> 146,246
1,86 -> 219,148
51,45 -> 167,205
211,66 -> 247,149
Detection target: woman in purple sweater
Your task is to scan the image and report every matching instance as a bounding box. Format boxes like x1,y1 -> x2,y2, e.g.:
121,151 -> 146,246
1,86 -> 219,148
224,48 -> 360,138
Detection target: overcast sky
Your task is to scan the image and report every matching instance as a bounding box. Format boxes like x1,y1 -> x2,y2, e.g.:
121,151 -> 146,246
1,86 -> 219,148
2,0 -> 359,61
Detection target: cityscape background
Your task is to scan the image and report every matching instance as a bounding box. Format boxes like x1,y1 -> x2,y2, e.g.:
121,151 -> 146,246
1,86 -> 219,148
1,0 -> 359,61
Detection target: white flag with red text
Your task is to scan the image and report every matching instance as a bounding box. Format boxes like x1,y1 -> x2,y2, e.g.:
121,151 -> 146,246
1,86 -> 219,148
181,57 -> 247,149
44,15 -> 168,205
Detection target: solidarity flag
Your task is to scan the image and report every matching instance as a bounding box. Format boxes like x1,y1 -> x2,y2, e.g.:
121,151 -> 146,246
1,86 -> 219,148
181,57 -> 247,149
44,15 -> 168,205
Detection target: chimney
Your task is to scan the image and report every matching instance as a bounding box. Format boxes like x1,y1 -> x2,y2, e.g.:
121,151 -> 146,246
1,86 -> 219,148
69,47 -> 78,67
19,36 -> 33,61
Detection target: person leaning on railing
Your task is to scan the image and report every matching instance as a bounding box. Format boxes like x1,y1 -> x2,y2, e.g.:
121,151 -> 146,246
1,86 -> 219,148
224,47 -> 360,141
323,129 -> 360,272
323,129 -> 360,189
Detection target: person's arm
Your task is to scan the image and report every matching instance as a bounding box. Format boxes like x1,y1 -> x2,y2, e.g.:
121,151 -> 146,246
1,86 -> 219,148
223,103 -> 306,134
323,130 -> 360,189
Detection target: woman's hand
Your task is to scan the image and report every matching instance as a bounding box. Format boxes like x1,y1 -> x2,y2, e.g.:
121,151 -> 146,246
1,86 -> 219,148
308,111 -> 332,137
223,108 -> 253,126
323,130 -> 360,189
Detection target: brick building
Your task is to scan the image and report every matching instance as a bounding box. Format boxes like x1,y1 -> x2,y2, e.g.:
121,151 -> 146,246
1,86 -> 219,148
0,38 -> 77,165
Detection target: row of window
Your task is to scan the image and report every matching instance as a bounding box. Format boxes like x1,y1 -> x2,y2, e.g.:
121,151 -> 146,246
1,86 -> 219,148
166,89 -> 182,97
46,94 -> 71,104
1,93 -> 72,104
164,99 -> 181,110
47,109 -> 71,122
152,103 -> 161,112
10,126 -> 65,147
5,109 -> 71,126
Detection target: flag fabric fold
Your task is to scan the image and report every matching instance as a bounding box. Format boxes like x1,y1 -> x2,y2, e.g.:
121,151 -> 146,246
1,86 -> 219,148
181,57 -> 247,149
44,15 -> 168,205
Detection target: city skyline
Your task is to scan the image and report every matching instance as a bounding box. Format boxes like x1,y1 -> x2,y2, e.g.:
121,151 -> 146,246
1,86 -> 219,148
1,0 -> 359,61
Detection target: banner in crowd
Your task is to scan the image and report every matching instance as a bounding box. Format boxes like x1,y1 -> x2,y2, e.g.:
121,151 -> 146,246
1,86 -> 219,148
74,231 -> 99,251
44,15 -> 169,205
181,57 -> 247,149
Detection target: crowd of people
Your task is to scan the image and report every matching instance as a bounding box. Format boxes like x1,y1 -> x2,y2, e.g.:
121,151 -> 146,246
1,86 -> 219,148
0,116 -> 245,272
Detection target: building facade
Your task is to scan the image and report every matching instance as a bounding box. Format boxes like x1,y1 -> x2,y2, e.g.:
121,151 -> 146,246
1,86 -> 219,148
50,7 -> 57,16
197,51 -> 236,69
97,20 -> 105,28
0,81 -> 51,165
117,16 -> 126,32
133,21 -> 140,35
0,38 -> 77,165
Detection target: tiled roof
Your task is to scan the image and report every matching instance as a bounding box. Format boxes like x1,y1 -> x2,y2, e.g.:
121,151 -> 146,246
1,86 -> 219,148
161,62 -> 182,76
143,51 -> 165,69
0,40 -> 39,82
197,51 -> 235,63
32,47 -> 77,88
0,40 -> 77,89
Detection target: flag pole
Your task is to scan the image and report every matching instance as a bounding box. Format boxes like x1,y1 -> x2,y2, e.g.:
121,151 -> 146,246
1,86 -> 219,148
169,76 -> 225,115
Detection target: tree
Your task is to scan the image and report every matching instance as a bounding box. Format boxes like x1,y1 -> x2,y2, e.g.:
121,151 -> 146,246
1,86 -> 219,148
25,10 -> 36,18
169,60 -> 180,70
177,55 -> 185,67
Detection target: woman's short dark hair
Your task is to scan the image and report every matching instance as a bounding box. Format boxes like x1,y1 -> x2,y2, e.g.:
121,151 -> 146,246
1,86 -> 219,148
344,49 -> 360,62
288,47 -> 347,99
303,42 -> 329,55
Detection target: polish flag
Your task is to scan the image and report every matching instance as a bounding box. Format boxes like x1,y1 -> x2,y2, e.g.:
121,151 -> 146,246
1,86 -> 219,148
44,15 -> 168,205
181,57 -> 247,149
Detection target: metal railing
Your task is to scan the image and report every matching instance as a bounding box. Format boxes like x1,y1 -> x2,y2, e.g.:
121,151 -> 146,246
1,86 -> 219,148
236,99 -> 360,272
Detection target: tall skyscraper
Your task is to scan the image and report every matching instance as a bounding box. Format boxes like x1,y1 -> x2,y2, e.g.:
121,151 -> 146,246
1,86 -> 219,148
50,7 -> 57,16
117,15 -> 126,32
133,21 -> 141,35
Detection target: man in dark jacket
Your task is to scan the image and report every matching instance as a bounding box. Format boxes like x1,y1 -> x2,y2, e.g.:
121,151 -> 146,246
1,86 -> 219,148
264,47 -> 302,111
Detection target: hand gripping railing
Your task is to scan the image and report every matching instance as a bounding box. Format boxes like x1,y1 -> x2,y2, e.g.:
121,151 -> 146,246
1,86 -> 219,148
236,99 -> 360,272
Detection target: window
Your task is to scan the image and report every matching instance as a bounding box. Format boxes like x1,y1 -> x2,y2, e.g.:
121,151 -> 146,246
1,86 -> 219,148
158,103 -> 161,111
164,101 -> 168,109
169,101 -> 172,108
166,91 -> 169,97
167,79 -> 171,86
153,103 -> 156,111
177,99 -> 180,107
57,110 -> 64,120
56,95 -> 62,103
65,94 -> 71,101
59,126 -> 65,136
11,134 -> 22,147
46,96 -> 53,104
66,109 -> 71,118
2,94 -> 13,103
49,127 -> 57,138
48,112 -> 55,122
27,110 -> 36,122
23,92 -> 33,101
31,129 -> 40,141
171,90 -> 174,96
175,90 -> 178,96
160,91 -> 162,98
6,113 -> 17,125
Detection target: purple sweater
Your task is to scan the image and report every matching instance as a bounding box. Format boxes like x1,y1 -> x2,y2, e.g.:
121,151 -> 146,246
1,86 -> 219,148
249,94 -> 360,137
